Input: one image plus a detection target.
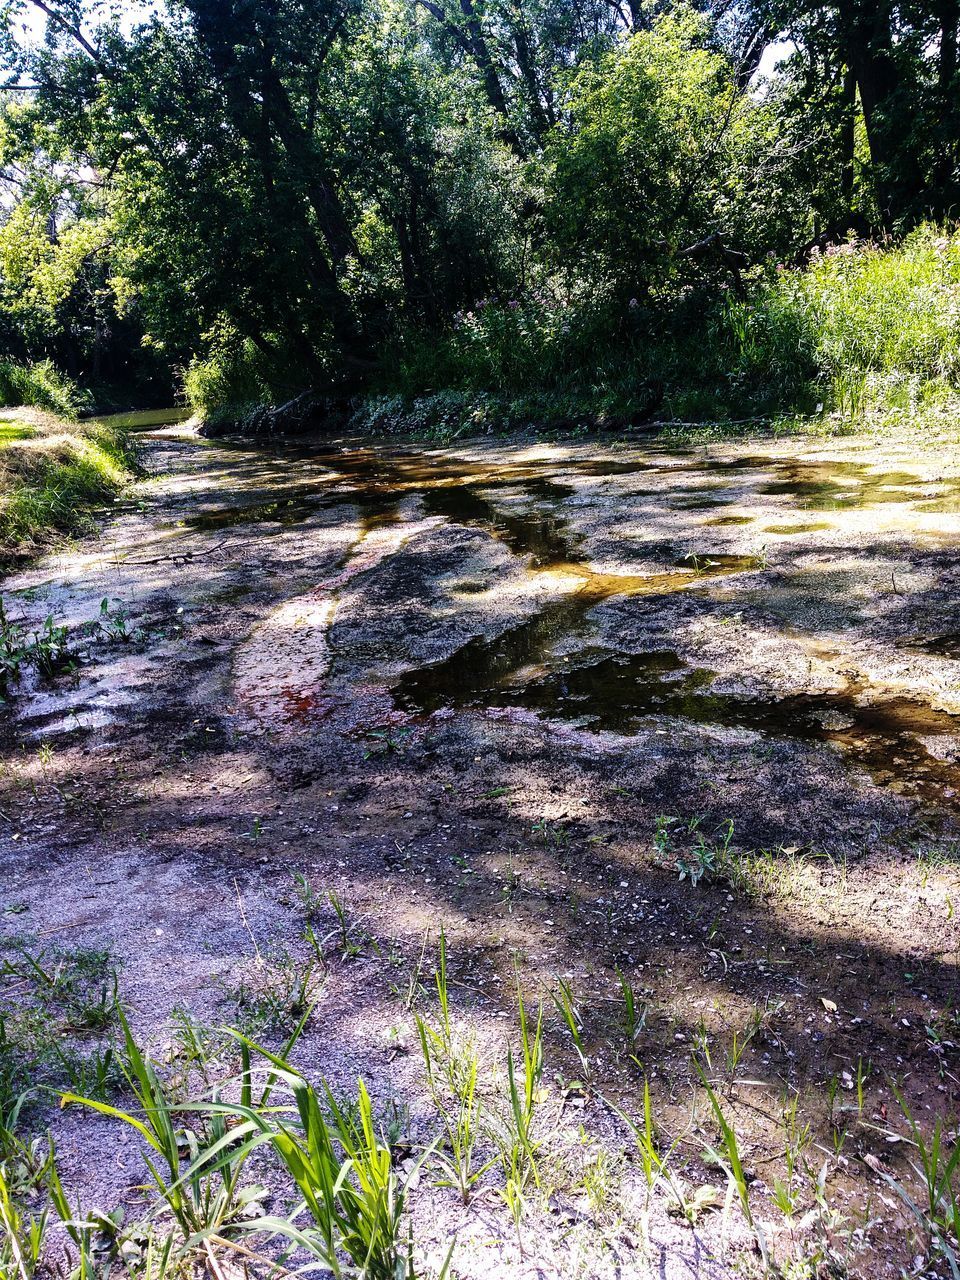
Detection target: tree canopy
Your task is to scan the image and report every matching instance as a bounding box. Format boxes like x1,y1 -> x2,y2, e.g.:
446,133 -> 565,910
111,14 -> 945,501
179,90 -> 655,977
0,0 -> 956,407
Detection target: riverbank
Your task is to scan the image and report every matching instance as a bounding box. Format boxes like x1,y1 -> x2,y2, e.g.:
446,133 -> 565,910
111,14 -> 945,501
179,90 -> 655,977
0,407 -> 133,566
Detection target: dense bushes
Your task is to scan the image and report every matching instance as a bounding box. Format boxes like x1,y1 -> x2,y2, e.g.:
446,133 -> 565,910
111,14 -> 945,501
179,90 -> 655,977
0,359 -> 85,418
354,225 -> 960,435
182,334 -> 275,430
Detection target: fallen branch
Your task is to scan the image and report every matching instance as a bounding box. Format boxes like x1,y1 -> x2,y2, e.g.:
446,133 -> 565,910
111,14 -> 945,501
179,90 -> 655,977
649,417 -> 773,429
117,539 -> 233,566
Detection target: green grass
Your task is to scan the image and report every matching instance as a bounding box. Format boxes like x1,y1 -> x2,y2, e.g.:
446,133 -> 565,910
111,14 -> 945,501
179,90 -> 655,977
0,359 -> 85,419
0,414 -> 132,560
0,423 -> 37,445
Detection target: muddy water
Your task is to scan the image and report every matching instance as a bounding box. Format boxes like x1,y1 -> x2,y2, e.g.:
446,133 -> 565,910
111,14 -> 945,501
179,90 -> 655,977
302,444 -> 960,805
8,429 -> 960,811
89,407 -> 192,430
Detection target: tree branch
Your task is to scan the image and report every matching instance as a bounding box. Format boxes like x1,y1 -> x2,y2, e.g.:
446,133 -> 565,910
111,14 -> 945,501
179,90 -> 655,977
25,0 -> 101,63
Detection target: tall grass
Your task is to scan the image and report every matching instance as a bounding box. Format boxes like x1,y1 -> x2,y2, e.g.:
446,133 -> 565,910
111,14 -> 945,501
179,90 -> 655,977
0,416 -> 130,557
0,359 -> 84,418
359,223 -> 960,435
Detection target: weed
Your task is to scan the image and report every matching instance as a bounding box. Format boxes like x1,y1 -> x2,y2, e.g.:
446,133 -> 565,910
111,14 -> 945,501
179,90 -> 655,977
607,1077 -> 687,1251
883,1089 -> 960,1276
30,615 -> 73,679
773,1092 -> 812,1222
97,598 -> 133,643
530,817 -> 570,848
615,967 -> 646,1049
2,945 -> 121,1032
427,1042 -> 494,1203
0,1159 -> 47,1280
0,598 -> 29,692
293,870 -> 324,919
228,951 -> 323,1035
924,1008 -> 960,1081
226,1036 -> 451,1279
499,980 -> 544,1188
362,727 -> 412,758
696,1061 -> 770,1266
328,889 -> 366,959
551,977 -> 590,1082
388,934 -> 428,1011
61,1009 -> 305,1261
675,819 -> 734,887
414,931 -> 495,1203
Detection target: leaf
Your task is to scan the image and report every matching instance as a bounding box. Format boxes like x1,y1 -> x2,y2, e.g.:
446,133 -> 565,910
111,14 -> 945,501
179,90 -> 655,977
820,997 -> 837,1012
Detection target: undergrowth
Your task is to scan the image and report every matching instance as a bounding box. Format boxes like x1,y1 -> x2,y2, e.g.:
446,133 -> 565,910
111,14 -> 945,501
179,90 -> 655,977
0,359 -> 85,419
186,225 -> 960,443
0,413 -> 131,560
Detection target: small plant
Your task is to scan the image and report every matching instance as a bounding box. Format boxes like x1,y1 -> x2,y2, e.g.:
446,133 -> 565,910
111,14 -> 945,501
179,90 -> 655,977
61,1010 -> 305,1262
530,817 -> 570,848
696,1060 -> 770,1266
882,1089 -> 960,1275
772,1091 -> 812,1222
0,598 -> 29,692
229,951 -> 323,1034
427,1042 -> 494,1204
2,946 -> 122,1033
924,1009 -> 960,1081
97,598 -> 133,643
224,1037 -> 451,1279
606,1077 -> 686,1250
53,1043 -> 123,1102
30,615 -> 73,680
615,967 -> 645,1048
293,870 -> 324,919
240,816 -> 263,842
47,1156 -> 124,1280
414,930 -> 495,1204
499,980 -> 544,1188
388,934 -> 428,1011
675,818 -> 735,887
551,977 -> 589,1081
0,1158 -> 47,1280
362,727 -> 412,758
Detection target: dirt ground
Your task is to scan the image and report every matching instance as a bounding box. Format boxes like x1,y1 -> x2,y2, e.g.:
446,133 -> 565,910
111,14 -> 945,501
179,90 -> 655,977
3,419 -> 960,1278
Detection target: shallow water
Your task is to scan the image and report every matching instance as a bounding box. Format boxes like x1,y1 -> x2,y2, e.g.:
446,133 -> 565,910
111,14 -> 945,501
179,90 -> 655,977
10,429 -> 960,808
90,407 -> 192,430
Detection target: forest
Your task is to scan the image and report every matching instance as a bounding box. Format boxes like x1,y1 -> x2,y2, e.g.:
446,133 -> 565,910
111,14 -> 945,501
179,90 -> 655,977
0,0 -> 957,432
3,3 -> 960,1280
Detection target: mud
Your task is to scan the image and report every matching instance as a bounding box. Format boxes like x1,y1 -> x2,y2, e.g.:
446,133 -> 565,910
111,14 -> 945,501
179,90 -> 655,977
3,423 -> 960,1278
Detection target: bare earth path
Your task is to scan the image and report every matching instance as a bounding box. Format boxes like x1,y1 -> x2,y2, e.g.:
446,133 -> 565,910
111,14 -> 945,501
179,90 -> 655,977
3,420 -> 960,1276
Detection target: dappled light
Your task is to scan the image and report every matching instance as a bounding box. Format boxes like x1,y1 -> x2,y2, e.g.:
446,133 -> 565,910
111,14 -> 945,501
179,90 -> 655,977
1,0 -> 960,1274
4,422 -> 960,1277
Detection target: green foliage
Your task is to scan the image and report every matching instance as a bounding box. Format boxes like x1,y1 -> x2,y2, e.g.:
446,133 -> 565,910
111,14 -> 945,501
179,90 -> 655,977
0,416 -> 130,557
0,0 -> 957,434
218,1035 -> 444,1279
0,1157 -> 48,1280
774,226 -> 960,419
0,360 -> 84,417
182,332 -> 274,428
545,8 -> 764,289
884,1089 -> 960,1276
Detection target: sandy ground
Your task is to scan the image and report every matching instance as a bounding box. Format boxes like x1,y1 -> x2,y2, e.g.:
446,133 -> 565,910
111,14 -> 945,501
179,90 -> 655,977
3,421 -> 960,1277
